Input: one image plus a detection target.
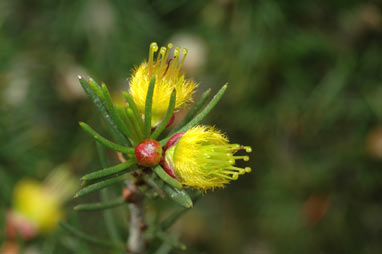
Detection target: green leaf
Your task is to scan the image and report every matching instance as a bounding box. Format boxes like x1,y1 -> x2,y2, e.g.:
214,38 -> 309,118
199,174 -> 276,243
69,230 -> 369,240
74,174 -> 128,198
156,231 -> 186,250
161,182 -> 192,208
88,78 -> 104,99
81,159 -> 137,181
101,83 -> 133,144
79,122 -> 134,154
116,105 -> 140,144
174,88 -> 211,132
96,143 -> 123,244
151,89 -> 176,140
59,221 -> 124,250
144,77 -> 156,138
124,105 -> 145,142
78,76 -> 129,145
160,84 -> 227,146
123,91 -> 144,131
74,197 -> 125,211
153,165 -> 182,190
154,242 -> 173,254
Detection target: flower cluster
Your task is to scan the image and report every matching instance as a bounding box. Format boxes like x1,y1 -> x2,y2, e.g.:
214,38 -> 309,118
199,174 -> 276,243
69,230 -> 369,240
77,41 -> 252,208
129,43 -> 252,190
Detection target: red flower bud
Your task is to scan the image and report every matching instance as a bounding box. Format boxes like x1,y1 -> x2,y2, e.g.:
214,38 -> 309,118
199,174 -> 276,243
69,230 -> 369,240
135,139 -> 162,167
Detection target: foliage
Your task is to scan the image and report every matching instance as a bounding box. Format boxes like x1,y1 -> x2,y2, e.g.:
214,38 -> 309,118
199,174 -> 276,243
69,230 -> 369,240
0,0 -> 381,253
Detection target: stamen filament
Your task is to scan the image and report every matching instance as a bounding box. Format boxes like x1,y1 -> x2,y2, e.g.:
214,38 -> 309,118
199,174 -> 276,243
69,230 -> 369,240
148,42 -> 158,77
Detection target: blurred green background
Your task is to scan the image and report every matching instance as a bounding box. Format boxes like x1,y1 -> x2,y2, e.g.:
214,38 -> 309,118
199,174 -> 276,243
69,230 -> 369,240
0,0 -> 381,253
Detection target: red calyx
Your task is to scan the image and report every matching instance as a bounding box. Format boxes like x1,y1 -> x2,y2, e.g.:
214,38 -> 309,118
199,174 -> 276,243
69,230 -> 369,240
135,139 -> 162,167
160,132 -> 185,179
164,132 -> 185,152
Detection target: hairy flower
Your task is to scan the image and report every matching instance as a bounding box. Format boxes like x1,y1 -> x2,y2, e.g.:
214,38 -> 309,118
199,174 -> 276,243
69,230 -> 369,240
163,126 -> 252,190
9,167 -> 77,238
129,42 -> 197,125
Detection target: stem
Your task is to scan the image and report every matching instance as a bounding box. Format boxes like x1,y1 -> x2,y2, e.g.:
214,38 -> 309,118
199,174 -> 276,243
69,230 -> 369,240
126,180 -> 146,254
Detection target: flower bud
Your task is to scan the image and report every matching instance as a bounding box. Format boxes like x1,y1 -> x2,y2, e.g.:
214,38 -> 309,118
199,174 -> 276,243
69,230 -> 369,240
135,139 -> 162,167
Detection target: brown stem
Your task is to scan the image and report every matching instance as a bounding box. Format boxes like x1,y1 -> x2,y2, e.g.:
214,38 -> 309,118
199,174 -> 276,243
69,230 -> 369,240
125,180 -> 146,254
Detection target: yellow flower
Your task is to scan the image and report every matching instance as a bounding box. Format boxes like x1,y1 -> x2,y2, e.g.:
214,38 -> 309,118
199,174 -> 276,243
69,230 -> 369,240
163,126 -> 252,190
11,167 -> 77,234
129,42 -> 198,125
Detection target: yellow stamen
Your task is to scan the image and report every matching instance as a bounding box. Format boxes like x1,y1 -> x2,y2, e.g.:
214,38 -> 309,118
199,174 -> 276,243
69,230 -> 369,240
168,125 -> 252,190
129,42 -> 198,125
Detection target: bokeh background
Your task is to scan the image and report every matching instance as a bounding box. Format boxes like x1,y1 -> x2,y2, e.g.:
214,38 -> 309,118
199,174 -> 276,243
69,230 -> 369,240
0,0 -> 381,253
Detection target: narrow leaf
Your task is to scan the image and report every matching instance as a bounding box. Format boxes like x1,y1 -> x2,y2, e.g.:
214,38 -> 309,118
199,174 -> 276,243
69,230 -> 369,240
74,197 -> 125,211
79,122 -> 134,154
144,77 -> 156,138
74,174 -> 128,198
156,231 -> 186,250
153,165 -> 182,190
151,89 -> 176,139
175,89 -> 211,132
96,143 -> 123,244
162,183 -> 192,208
123,91 -> 144,130
78,76 -> 129,145
81,159 -> 137,181
160,84 -> 228,146
101,83 -> 133,143
124,106 -> 145,141
116,105 -> 140,144
59,221 -> 124,249
88,78 -> 104,99
154,242 -> 173,254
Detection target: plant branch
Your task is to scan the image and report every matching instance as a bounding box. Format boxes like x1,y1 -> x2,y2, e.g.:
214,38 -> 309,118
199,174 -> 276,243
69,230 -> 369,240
126,180 -> 146,254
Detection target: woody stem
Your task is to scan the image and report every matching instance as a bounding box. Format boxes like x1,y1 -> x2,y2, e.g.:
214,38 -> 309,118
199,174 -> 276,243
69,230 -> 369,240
126,180 -> 146,254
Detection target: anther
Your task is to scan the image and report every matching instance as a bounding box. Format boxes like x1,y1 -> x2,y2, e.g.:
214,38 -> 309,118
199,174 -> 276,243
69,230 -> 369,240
244,146 -> 252,153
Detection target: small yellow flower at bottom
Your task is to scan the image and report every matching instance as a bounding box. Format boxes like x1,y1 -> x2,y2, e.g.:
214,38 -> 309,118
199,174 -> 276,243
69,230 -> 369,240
163,126 -> 252,190
13,179 -> 63,233
129,42 -> 198,125
9,166 -> 78,238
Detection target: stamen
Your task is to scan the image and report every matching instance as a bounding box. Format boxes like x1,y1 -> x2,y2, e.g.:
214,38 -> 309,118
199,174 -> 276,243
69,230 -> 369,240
244,167 -> 252,173
163,56 -> 175,77
148,42 -> 158,77
225,166 -> 247,174
229,144 -> 241,152
158,44 -> 173,78
168,47 -> 180,77
177,48 -> 188,72
243,146 -> 252,153
163,43 -> 173,66
213,172 -> 238,180
157,47 -> 167,78
234,155 -> 249,161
